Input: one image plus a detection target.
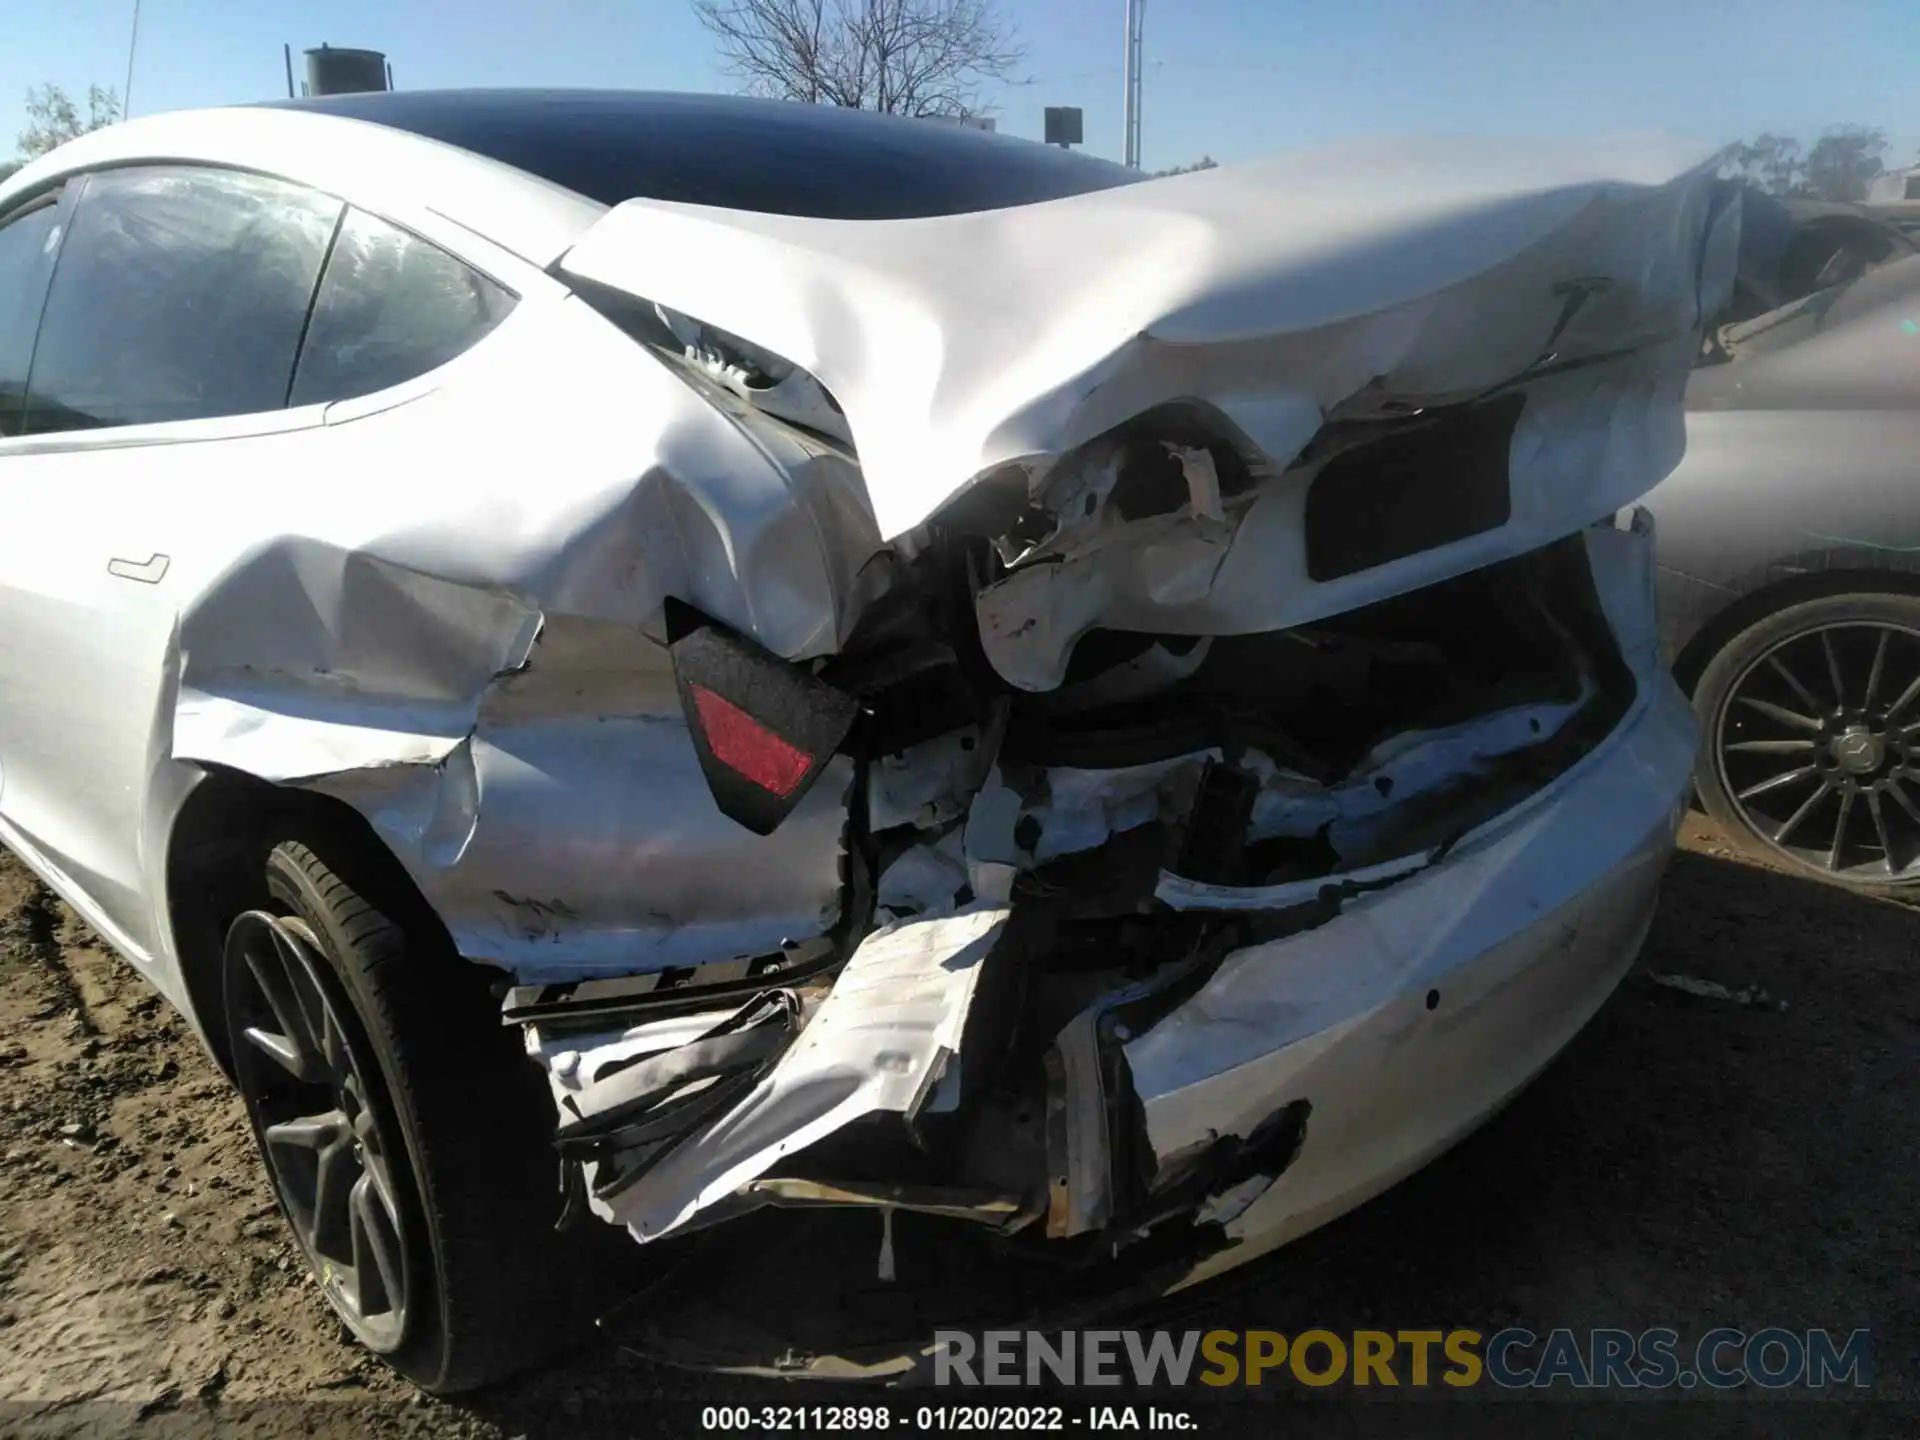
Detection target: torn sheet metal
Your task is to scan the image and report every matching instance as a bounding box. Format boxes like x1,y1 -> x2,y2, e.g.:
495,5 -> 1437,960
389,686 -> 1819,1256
875,828 -> 970,922
868,726 -> 992,832
552,991 -> 807,1215
527,997 -> 798,1228
1167,806 -> 1677,1293
308,663 -> 856,979
968,352 -> 1700,690
1582,506 -> 1662,670
274,619 -> 854,982
1259,680 -> 1596,862
602,902 -> 1008,1242
171,542 -> 543,782
1118,561 -> 1695,1289
558,136 -> 1735,544
1004,754 -> 1222,866
1153,851 -> 1436,914
949,678 -> 1590,883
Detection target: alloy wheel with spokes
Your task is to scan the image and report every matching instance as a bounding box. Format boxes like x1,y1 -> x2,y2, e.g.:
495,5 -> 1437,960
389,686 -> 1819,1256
1712,618 -> 1920,884
225,908 -> 412,1351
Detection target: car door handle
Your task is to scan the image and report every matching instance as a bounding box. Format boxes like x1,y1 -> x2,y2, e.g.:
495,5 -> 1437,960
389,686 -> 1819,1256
107,553 -> 170,585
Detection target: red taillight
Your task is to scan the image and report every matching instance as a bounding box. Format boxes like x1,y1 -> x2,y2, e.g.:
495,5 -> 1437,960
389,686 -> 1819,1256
667,600 -> 860,835
689,683 -> 812,798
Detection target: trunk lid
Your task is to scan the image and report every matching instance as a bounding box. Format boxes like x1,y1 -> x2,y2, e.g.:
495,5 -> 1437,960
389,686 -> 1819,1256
557,133 -> 1736,545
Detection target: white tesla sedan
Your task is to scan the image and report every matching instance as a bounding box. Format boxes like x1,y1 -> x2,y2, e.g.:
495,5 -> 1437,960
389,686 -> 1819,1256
0,91 -> 1730,1389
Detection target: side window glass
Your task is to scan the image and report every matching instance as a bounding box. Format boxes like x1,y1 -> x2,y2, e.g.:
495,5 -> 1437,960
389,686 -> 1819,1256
0,197 -> 65,437
288,208 -> 516,408
23,167 -> 340,434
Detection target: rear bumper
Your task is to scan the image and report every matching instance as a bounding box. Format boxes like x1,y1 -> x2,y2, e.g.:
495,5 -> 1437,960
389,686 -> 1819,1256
603,549 -> 1697,1378
528,518 -> 1692,1318
1121,532 -> 1695,1287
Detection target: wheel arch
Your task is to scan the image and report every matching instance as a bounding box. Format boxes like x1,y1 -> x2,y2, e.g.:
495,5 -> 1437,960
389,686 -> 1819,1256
1670,562 -> 1920,696
163,766 -> 458,1081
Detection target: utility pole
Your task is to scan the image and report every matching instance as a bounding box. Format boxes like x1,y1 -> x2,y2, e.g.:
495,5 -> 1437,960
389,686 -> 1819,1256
123,0 -> 142,119
1121,0 -> 1145,168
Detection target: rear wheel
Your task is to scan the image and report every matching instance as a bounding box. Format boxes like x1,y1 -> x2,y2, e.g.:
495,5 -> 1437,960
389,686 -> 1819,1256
1693,591 -> 1920,894
227,907 -> 413,1353
223,833 -> 643,1391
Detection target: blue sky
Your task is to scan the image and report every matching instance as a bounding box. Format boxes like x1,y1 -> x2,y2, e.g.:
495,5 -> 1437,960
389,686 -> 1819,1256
5,0 -> 1917,172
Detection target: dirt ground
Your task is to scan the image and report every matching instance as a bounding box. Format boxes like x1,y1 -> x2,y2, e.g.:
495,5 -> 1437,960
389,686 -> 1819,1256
0,815 -> 1914,1437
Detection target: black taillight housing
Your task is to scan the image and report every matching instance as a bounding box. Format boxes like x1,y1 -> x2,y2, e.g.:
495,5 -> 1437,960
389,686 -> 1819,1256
666,599 -> 860,835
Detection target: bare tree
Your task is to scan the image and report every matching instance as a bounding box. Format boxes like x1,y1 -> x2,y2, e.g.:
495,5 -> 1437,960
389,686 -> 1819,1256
17,83 -> 120,161
690,0 -> 1023,118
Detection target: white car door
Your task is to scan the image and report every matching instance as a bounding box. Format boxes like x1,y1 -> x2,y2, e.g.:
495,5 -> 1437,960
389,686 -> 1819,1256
0,186 -> 70,823
0,165 -> 341,965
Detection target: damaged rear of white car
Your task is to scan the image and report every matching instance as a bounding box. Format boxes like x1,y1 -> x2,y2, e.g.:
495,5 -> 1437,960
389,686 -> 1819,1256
521,139 -> 1737,1374
0,95 -> 1735,1390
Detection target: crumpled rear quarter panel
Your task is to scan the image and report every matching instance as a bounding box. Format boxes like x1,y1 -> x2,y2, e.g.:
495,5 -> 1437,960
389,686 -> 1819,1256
168,294 -> 875,981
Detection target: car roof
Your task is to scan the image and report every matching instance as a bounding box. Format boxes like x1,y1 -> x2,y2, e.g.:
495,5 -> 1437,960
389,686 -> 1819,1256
255,89 -> 1142,220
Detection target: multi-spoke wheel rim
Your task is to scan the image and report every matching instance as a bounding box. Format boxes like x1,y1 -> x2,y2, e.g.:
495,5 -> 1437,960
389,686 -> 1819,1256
225,911 -> 410,1350
1714,620 -> 1920,883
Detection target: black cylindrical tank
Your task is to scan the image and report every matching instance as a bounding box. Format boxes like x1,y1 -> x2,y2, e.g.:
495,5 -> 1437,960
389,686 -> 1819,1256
305,46 -> 388,97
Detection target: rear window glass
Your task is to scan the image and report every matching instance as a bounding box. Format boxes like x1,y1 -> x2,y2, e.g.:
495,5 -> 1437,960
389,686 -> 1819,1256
289,208 -> 515,408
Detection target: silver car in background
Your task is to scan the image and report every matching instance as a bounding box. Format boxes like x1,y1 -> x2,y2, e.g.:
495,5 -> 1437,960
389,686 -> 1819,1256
0,92 -> 1731,1387
1649,192 -> 1920,893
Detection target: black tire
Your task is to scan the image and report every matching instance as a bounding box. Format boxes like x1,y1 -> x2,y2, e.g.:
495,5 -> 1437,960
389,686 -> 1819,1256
1692,589 -> 1920,895
223,830 -> 645,1392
